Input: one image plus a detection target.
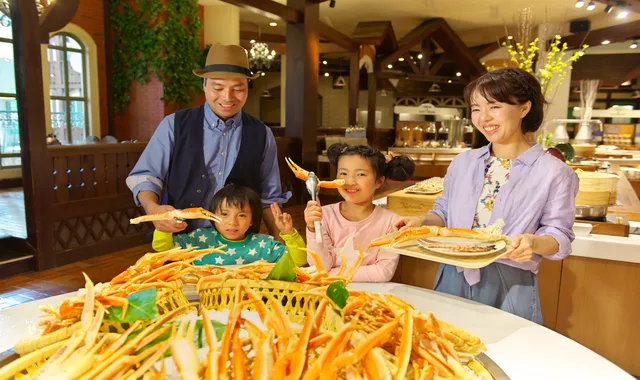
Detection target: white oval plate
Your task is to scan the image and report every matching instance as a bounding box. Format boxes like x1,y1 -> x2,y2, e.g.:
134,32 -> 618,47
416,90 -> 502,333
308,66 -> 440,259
417,239 -> 506,257
421,236 -> 496,245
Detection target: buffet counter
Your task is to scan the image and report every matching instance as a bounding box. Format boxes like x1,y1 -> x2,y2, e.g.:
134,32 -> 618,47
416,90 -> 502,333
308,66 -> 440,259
0,283 -> 633,379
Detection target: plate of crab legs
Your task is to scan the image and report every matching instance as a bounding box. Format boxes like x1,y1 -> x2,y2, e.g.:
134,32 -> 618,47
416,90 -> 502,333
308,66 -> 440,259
366,222 -> 514,268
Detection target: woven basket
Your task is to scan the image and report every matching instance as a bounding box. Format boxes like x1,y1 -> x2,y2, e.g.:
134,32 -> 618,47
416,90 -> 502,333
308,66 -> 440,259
0,340 -> 66,380
13,280 -> 189,356
198,279 -> 342,331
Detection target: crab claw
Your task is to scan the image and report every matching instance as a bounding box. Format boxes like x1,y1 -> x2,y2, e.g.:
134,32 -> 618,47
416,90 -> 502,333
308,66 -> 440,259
318,179 -> 345,189
285,157 -> 309,181
366,226 -> 440,250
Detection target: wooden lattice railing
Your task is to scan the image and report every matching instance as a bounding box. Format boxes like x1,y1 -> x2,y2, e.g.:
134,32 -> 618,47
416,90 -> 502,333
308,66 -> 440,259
48,143 -> 152,266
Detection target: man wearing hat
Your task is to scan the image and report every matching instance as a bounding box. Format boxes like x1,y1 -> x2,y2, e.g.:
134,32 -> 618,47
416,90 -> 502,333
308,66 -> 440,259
126,44 -> 290,236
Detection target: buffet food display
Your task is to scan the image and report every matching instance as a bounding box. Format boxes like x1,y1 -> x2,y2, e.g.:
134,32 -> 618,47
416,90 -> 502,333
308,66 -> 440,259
404,177 -> 445,195
0,246 -> 494,379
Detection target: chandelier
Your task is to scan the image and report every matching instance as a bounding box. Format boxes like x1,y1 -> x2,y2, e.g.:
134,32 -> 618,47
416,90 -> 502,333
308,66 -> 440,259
249,41 -> 278,71
0,0 -> 50,24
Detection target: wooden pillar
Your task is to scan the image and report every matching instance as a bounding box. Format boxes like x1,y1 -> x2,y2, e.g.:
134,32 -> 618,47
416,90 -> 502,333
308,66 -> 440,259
366,72 -> 377,146
421,39 -> 432,75
348,51 -> 359,126
11,0 -> 56,269
285,0 -> 319,170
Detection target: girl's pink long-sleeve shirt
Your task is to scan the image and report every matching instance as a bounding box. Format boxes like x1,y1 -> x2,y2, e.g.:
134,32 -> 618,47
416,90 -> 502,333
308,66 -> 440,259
306,202 -> 400,282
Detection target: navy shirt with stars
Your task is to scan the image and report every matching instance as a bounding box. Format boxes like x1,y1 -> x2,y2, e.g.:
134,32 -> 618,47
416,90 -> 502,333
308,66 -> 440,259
172,228 -> 286,265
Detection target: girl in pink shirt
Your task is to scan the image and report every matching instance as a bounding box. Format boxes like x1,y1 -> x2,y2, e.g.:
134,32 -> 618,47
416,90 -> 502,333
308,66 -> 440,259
304,144 -> 415,282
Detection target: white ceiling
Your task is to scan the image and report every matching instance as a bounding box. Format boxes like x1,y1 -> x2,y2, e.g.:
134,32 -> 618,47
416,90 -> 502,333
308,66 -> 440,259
202,0 -> 640,47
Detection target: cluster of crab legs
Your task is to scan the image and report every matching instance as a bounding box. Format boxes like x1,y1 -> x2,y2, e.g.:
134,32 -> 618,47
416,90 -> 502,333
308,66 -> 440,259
27,271 -> 486,379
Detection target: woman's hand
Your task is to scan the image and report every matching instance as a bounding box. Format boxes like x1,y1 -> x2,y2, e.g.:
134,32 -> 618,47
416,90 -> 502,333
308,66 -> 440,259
507,234 -> 537,262
393,216 -> 424,231
270,203 -> 293,235
304,200 -> 322,233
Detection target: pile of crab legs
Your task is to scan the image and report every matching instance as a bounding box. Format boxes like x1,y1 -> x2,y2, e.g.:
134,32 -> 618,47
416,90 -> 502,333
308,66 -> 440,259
20,269 -> 487,380
38,246 -> 227,335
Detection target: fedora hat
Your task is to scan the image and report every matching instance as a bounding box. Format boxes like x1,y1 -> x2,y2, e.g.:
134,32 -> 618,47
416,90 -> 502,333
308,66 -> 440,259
193,44 -> 260,80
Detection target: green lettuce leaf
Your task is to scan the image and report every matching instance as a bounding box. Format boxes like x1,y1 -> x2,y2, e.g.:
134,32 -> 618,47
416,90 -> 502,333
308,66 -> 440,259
326,280 -> 349,309
266,250 -> 296,282
105,288 -> 158,322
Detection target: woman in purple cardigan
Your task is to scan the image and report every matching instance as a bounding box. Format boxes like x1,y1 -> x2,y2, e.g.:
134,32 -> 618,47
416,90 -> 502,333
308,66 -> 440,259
396,68 -> 579,324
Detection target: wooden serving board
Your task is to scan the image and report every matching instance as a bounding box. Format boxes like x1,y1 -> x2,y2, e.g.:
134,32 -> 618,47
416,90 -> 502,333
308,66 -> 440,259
383,242 -> 511,269
372,231 -> 513,269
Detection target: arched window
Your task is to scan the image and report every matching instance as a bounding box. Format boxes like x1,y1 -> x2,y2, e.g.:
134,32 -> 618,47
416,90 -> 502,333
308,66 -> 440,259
48,33 -> 89,145
0,14 -> 20,168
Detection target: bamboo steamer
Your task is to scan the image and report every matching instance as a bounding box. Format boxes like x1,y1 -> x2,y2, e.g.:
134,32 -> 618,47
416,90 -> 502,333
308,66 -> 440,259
575,170 -> 619,206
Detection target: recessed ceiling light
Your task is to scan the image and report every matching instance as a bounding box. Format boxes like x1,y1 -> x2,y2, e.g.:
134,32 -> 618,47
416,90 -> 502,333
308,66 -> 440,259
586,1 -> 595,10
324,72 -> 329,77
50,73 -> 54,77
269,22 -> 277,27
260,72 -> 265,76
621,80 -> 632,86
387,64 -> 393,69
507,35 -> 513,40
618,9 -> 629,19
417,54 -> 423,59
575,0 -> 584,8
631,40 -> 638,49
601,40 -> 611,45
456,72 -> 462,77
447,80 -> 452,83
398,57 -> 405,62
322,60 -> 327,65
250,39 -> 256,43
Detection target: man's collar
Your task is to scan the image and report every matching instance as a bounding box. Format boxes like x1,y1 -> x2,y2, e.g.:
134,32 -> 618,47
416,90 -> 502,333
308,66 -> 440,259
204,103 -> 243,129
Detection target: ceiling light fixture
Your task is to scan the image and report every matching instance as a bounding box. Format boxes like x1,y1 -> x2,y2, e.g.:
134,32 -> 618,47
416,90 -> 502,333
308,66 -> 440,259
269,22 -> 277,27
322,60 -> 327,65
334,75 -> 346,87
417,54 -> 423,59
601,40 -> 611,45
324,72 -> 330,77
575,0 -> 584,8
398,57 -> 405,62
586,1 -> 596,10
456,72 -> 462,77
250,39 -> 256,43
387,64 -> 393,69
507,35 -> 513,40
429,83 -> 441,92
447,79 -> 452,83
631,40 -> 638,49
617,8 -> 629,18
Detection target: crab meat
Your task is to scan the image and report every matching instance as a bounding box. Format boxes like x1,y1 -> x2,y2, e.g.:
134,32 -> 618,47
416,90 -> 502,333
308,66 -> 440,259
130,207 -> 222,224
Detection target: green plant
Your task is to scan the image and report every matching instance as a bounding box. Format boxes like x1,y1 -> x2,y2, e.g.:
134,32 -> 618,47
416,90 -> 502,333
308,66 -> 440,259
483,36 -> 588,98
110,0 -> 209,113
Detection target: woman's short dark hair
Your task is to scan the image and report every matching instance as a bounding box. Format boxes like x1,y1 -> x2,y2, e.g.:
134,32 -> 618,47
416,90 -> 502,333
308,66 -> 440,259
210,184 -> 262,235
464,67 -> 547,134
326,144 -> 415,182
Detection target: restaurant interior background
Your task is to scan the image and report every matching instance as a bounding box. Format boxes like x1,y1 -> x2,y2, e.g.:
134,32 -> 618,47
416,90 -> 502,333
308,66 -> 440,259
0,0 -> 639,376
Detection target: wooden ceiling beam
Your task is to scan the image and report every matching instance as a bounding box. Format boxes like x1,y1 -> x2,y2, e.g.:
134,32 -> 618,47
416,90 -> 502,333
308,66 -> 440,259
560,20 -> 640,50
430,53 -> 453,76
317,21 -> 359,51
220,0 -> 302,23
432,21 -> 486,75
378,71 -> 466,84
592,0 -> 640,14
379,19 -> 443,69
240,31 -> 286,43
404,52 -> 420,74
619,64 -> 640,86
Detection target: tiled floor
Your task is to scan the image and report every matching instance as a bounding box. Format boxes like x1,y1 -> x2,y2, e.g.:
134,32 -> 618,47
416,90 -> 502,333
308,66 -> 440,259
0,188 -> 26,239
